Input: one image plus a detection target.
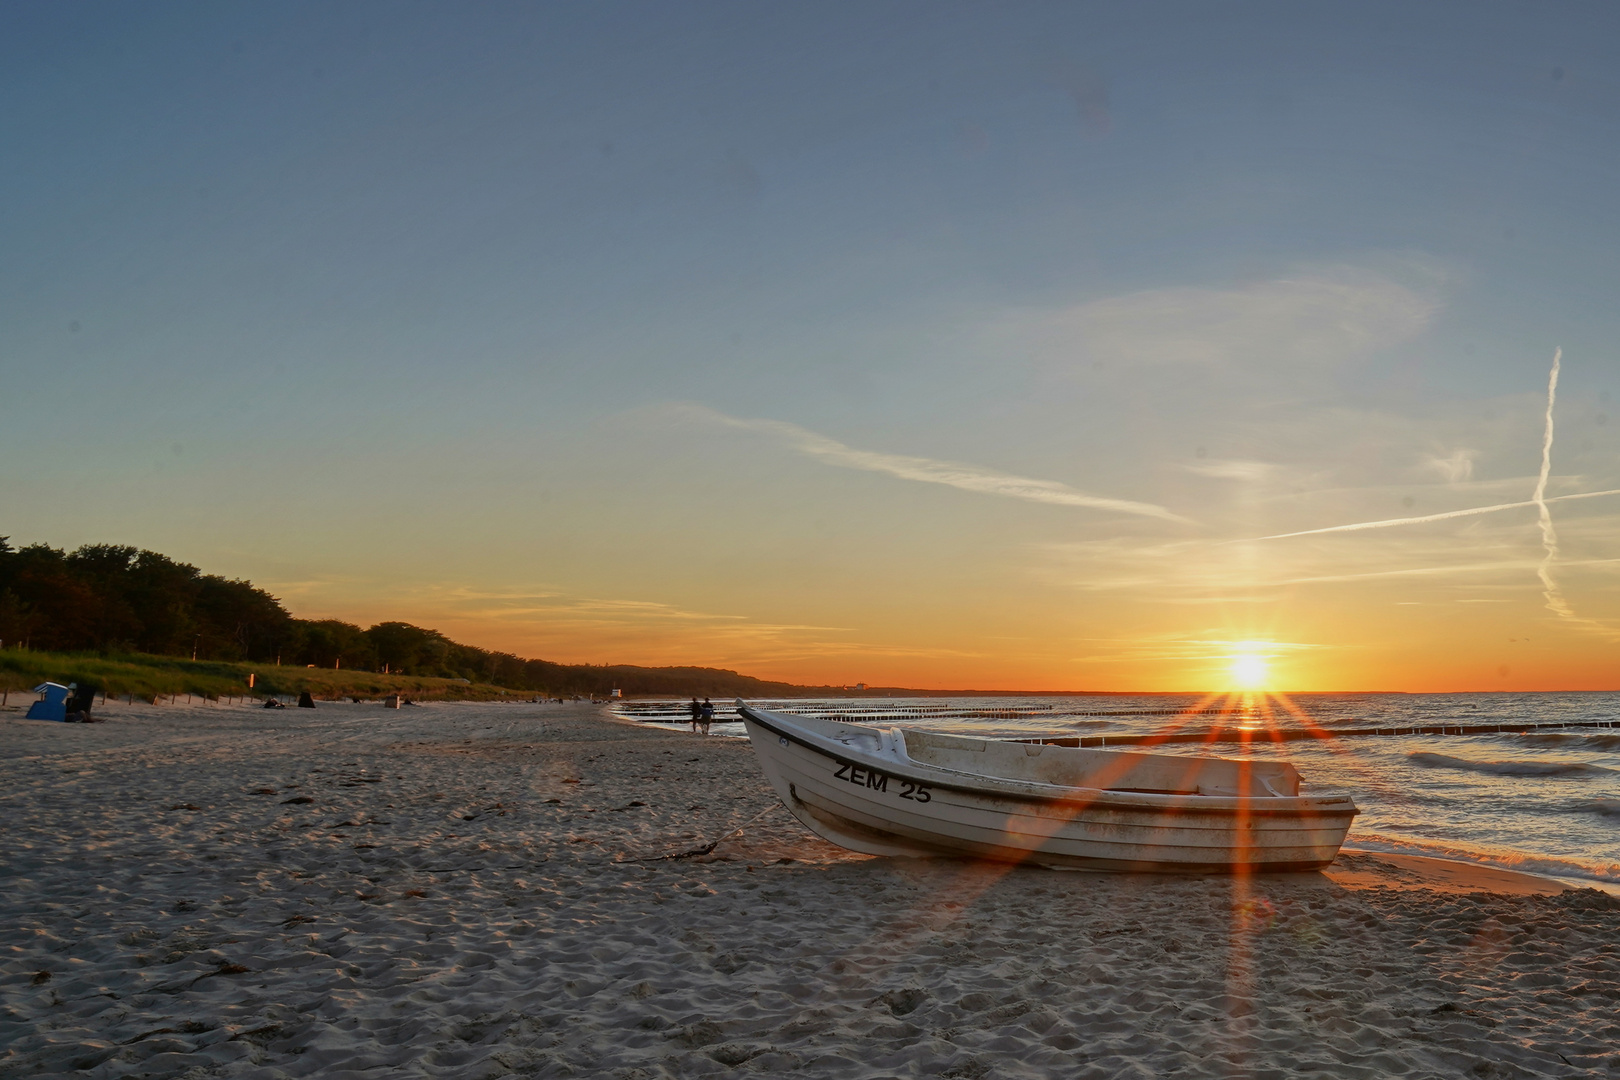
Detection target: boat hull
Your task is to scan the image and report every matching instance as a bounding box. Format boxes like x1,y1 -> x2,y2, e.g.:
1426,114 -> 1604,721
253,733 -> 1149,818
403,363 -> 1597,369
740,705 -> 1358,873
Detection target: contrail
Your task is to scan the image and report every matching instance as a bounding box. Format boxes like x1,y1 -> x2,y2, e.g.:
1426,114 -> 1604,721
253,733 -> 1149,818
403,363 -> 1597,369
1253,486 -> 1620,541
1256,499 -> 1537,539
1533,348 -> 1573,616
689,407 -> 1190,523
1253,348 -> 1594,620
1254,347 -> 1620,545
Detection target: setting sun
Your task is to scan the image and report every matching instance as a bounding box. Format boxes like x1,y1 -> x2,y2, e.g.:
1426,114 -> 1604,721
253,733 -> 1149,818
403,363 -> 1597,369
1229,646 -> 1271,690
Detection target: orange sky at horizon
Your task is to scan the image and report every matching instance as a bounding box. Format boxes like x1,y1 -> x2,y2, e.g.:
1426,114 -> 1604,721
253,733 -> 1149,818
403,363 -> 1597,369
259,500 -> 1620,694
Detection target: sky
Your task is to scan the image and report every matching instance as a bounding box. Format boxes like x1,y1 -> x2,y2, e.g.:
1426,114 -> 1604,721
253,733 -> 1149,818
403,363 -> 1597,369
4,2 -> 1620,692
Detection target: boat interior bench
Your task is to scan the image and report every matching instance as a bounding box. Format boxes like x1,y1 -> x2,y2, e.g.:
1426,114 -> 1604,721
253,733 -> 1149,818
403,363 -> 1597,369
895,729 -> 1301,797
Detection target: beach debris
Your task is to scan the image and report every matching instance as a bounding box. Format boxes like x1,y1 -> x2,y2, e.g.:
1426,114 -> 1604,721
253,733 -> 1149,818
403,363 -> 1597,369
281,795 -> 315,805
298,691 -> 316,708
251,787 -> 278,795
653,840 -> 721,861
30,971 -> 50,985
644,805 -> 781,861
118,1020 -> 215,1045
166,803 -> 202,811
262,697 -> 285,709
190,961 -> 251,986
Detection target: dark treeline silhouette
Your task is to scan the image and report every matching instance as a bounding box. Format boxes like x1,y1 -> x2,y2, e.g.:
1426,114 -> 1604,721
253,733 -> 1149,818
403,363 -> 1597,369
0,537 -> 832,697
0,539 -> 289,661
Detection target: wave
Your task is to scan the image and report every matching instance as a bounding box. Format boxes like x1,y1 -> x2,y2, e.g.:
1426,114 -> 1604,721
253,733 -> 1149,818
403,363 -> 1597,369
1348,832 -> 1620,887
1515,732 -> 1620,752
1574,798 -> 1620,820
1407,752 -> 1614,778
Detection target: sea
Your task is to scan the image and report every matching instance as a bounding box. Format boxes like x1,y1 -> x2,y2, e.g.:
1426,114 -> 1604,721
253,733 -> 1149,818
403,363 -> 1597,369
613,693 -> 1620,892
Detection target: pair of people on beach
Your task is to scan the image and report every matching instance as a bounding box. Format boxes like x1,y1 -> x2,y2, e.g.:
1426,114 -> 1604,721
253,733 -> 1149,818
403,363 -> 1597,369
688,696 -> 715,734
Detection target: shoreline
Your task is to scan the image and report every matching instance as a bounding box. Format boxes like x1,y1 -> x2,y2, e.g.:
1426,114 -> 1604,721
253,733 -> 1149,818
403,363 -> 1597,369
1329,849 -> 1575,896
4,700 -> 1617,1078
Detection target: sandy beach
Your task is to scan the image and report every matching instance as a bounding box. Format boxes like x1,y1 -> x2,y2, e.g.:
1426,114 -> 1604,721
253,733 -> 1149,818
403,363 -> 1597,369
3,700 -> 1617,1079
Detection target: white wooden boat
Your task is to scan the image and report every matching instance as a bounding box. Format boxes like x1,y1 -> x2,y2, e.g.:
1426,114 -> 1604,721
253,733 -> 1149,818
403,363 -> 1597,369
737,702 -> 1358,872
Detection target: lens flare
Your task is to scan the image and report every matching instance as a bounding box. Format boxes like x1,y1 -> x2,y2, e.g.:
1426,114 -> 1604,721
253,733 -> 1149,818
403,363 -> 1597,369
1229,646 -> 1269,690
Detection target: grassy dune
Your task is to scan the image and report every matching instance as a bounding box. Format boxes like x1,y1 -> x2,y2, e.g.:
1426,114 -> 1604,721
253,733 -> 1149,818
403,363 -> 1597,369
0,649 -> 532,703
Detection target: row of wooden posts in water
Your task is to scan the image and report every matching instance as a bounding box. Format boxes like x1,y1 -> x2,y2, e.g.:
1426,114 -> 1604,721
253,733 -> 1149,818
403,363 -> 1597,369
1024,717 -> 1620,747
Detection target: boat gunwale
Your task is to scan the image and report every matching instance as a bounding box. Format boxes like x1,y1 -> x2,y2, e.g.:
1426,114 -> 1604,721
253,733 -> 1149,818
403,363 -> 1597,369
740,703 -> 1360,821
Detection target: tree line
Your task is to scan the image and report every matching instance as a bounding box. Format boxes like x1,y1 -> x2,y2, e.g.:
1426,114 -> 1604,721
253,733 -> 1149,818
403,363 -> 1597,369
0,537 -> 830,697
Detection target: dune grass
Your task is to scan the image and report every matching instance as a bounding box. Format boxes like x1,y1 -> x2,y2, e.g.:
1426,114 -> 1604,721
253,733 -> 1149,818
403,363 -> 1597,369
0,649 -> 531,704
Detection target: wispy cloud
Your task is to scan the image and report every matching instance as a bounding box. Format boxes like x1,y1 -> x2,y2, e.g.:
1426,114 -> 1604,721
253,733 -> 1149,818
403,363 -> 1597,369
1422,448 -> 1477,484
1034,266 -> 1440,373
1064,635 -> 1331,664
682,406 -> 1189,523
1183,459 -> 1278,481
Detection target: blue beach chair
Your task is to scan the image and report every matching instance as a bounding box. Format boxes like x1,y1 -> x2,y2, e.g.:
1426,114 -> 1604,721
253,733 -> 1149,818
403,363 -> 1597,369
25,682 -> 70,722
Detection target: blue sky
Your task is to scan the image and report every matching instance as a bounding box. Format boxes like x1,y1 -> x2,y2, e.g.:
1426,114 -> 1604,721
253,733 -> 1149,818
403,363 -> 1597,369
5,2 -> 1620,688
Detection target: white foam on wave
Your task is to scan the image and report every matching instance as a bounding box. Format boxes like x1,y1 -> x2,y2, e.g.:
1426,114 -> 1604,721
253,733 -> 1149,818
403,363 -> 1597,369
1407,751 -> 1614,777
1350,831 -> 1620,889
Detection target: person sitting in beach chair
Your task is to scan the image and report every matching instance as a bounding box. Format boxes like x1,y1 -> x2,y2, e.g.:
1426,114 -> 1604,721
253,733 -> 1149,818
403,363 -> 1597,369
63,682 -> 100,723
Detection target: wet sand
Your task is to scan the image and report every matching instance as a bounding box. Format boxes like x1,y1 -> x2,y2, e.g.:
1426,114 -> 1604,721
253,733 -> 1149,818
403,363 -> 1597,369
3,699 -> 1617,1078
